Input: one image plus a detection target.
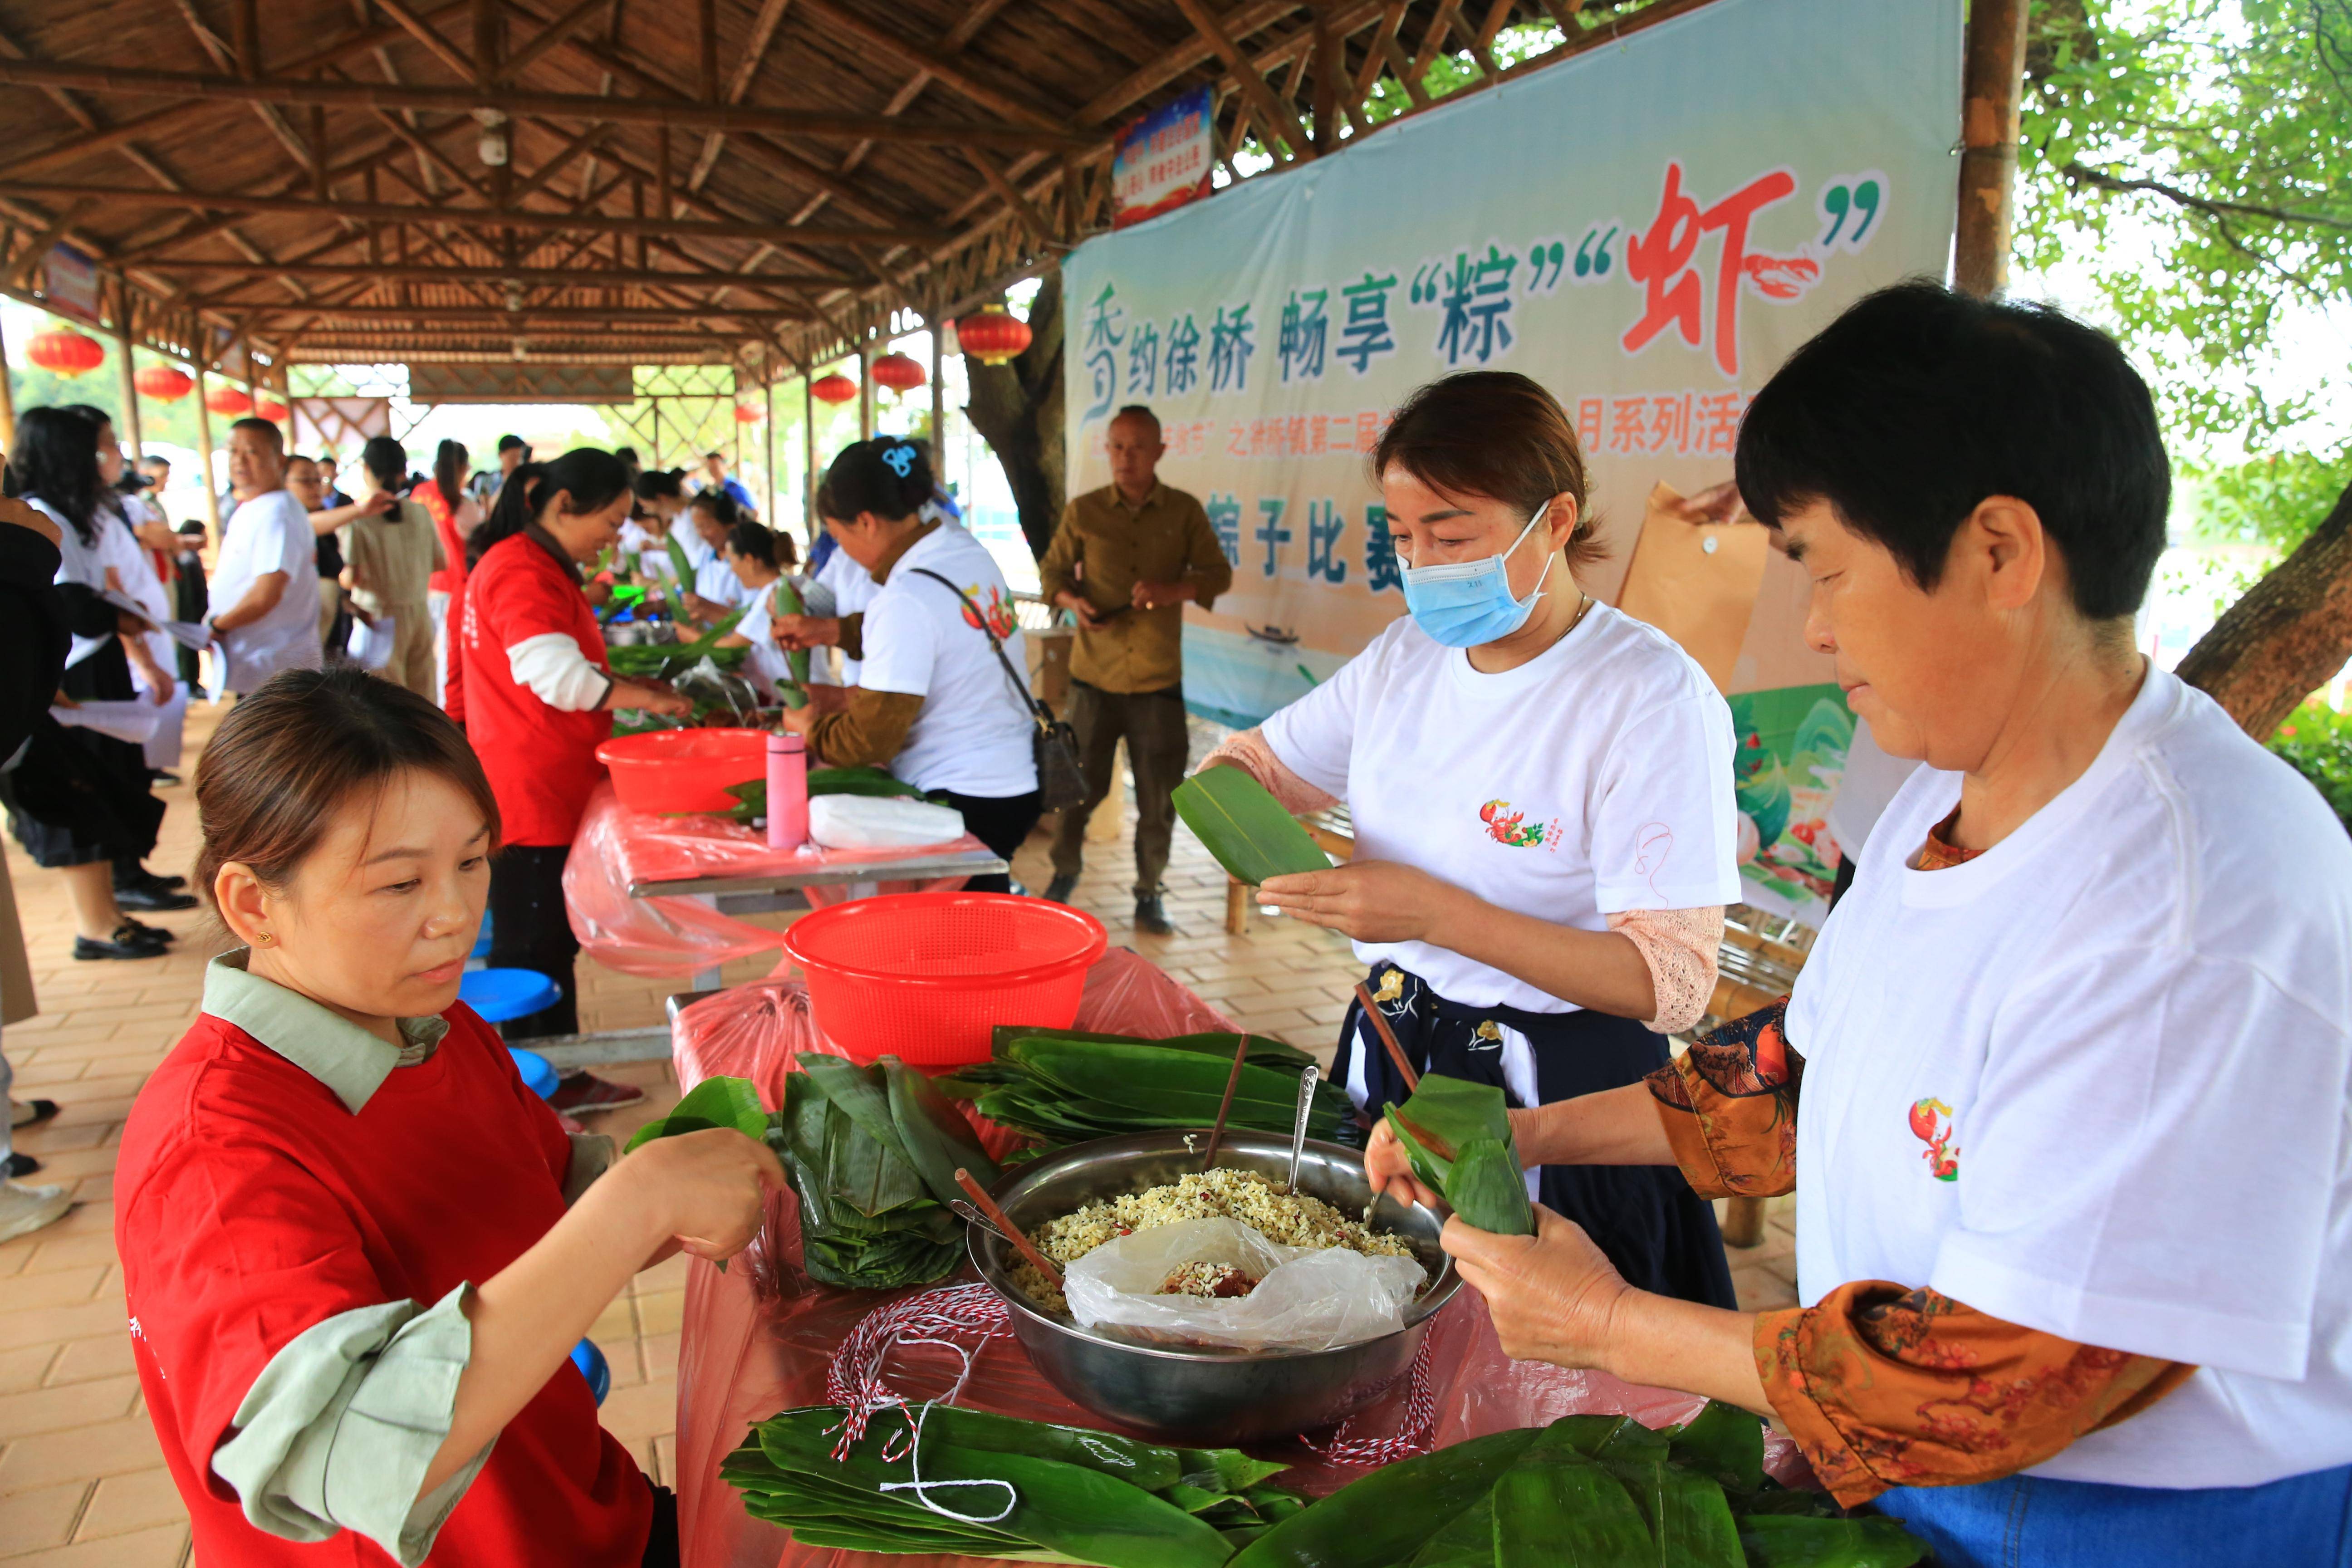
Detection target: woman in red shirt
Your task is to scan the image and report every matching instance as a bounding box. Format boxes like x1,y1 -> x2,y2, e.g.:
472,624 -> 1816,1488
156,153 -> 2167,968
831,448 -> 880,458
461,450 -> 688,1039
418,439 -> 480,712
116,668 -> 779,1567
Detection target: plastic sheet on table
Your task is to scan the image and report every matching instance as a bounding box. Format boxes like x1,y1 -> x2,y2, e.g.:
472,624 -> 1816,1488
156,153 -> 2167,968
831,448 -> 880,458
561,782 -> 994,978
671,949 -> 1810,1565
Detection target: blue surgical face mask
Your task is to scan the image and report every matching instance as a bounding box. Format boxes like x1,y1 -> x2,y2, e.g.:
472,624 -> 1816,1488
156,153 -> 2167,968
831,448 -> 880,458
1399,509 -> 1557,647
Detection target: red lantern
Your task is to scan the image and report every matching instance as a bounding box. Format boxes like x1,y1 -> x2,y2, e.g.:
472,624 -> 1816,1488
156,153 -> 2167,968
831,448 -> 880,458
810,372 -> 858,406
870,351 -> 925,392
26,328 -> 104,377
133,365 -> 194,402
734,403 -> 763,424
955,304 -> 1031,367
204,386 -> 251,417
256,398 -> 288,422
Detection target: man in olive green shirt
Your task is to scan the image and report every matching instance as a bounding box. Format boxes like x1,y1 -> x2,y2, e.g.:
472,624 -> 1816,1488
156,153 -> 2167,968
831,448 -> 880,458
1038,406 -> 1234,932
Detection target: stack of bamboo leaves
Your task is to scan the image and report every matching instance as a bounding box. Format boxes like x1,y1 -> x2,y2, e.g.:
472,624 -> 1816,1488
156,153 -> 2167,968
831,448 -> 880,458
939,1029 -> 1353,1147
1232,1404 -> 1923,1568
625,1057 -> 1000,1290
707,765 -> 924,825
724,1405 -> 1305,1564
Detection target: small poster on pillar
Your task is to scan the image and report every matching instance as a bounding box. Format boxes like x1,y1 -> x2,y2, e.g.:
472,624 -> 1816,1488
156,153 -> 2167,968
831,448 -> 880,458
1112,86 -> 1214,230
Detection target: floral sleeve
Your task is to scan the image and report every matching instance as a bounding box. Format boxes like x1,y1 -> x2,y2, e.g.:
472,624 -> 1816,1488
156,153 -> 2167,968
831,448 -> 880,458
1755,1284 -> 2195,1507
1644,998 -> 1800,1199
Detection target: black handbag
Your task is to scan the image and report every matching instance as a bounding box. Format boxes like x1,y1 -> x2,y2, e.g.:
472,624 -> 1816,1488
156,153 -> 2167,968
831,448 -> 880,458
909,569 -> 1087,811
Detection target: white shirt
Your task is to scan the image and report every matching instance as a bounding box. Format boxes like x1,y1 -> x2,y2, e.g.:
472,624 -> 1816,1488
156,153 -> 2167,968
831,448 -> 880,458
818,542 -> 879,686
858,524 -> 1038,798
1261,604 -> 1742,1014
730,581 -> 795,701
693,554 -> 752,612
98,496 -> 176,687
1790,666 -> 2352,1490
668,513 -> 715,575
39,498 -> 115,671
211,489 -> 323,692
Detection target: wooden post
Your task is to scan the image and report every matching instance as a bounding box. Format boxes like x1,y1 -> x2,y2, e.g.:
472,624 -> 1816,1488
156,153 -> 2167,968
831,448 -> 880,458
802,369 -> 816,539
1954,0 -> 2027,299
929,315 -> 945,476
113,302 -> 145,461
191,364 -> 222,540
0,309 -> 17,453
857,338 -> 872,441
763,373 -> 777,529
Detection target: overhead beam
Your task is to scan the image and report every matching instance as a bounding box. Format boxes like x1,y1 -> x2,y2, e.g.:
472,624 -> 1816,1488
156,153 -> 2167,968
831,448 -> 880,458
1169,0 -> 1312,159
374,0 -> 478,81
0,181 -> 950,245
500,0 -> 608,82
140,260 -> 862,287
0,59 -> 1098,152
789,0 -> 1071,134
221,304 -> 811,322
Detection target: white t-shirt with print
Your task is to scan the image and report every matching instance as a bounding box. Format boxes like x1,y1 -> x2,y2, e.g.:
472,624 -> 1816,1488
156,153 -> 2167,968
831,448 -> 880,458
857,525 -> 1037,799
1261,604 -> 1742,1014
1789,665 -> 2352,1490
818,542 -> 879,687
211,489 -> 323,692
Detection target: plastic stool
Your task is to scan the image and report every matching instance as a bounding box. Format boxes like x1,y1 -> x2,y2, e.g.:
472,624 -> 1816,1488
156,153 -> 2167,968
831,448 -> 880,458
458,968 -> 560,1025
509,1049 -> 559,1099
570,1338 -> 610,1406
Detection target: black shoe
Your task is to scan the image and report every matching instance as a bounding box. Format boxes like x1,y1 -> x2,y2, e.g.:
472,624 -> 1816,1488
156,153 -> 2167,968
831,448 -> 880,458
115,883 -> 197,912
118,916 -> 176,945
1134,894 -> 1174,936
1043,874 -> 1078,904
5,1152 -> 39,1179
74,925 -> 167,960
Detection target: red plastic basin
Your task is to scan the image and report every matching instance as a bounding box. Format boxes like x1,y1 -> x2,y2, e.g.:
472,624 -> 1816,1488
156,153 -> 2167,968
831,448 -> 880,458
596,728 -> 767,815
783,892 -> 1109,1066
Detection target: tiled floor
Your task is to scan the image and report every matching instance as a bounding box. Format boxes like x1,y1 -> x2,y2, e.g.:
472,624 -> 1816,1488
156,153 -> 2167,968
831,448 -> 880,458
0,706 -> 1795,1564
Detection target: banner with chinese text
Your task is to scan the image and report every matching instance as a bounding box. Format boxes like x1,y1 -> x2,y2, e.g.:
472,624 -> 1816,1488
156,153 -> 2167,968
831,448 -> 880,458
1113,86 -> 1215,229
1062,0 -> 1960,924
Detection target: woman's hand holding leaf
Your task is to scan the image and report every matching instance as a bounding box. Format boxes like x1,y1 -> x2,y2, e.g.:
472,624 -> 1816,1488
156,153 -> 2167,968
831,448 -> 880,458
1259,859 -> 1466,943
1363,1119 -> 1442,1210
771,613 -> 840,651
1442,1204 -> 1631,1371
617,1126 -> 784,1264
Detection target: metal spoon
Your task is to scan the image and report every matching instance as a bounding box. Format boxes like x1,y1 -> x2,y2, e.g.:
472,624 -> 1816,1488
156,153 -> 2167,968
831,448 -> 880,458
1280,1065 -> 1319,1192
947,1197 -> 1015,1248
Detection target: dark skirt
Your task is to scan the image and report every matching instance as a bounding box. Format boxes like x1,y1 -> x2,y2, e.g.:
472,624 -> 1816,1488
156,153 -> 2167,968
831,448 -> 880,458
1335,960 -> 1737,1309
0,715 -> 165,869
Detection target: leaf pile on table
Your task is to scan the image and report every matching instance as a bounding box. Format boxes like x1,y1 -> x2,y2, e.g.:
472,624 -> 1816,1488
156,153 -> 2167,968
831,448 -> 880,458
939,1029 -> 1355,1148
1233,1403 -> 1923,1568
604,602 -> 750,678
1172,766 -> 1332,886
721,1401 -> 1921,1568
623,1058 -> 1000,1290
707,765 -> 925,824
1383,1074 -> 1535,1237
723,1404 -> 1305,1564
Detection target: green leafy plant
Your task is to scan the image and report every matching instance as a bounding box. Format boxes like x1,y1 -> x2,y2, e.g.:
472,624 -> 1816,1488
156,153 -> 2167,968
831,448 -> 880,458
2269,700 -> 2352,836
941,1029 -> 1349,1147
1383,1076 -> 1534,1237
1173,767 -> 1331,886
703,767 -> 925,824
771,575 -> 812,710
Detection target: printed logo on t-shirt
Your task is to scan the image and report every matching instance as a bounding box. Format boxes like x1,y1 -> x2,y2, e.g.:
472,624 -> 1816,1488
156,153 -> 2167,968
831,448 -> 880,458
1908,1097 -> 1960,1182
958,583 -> 1016,639
1479,799 -> 1563,850
1470,1018 -> 1504,1051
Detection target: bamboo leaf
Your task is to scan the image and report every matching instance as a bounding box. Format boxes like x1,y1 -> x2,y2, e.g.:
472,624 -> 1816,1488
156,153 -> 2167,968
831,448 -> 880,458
1386,1078 -> 1534,1236
1666,1401 -> 1764,1494
1491,1453 -> 1651,1568
623,1073 -> 770,1152
1736,1516 -> 1926,1568
1447,1139 -> 1535,1237
665,531 -> 696,587
1230,1429 -> 1542,1568
885,1057 -> 1001,1205
1173,767 -> 1331,887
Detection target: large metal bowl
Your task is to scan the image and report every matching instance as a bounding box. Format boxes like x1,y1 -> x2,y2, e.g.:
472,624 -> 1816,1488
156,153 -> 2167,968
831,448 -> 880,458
968,1129 -> 1458,1444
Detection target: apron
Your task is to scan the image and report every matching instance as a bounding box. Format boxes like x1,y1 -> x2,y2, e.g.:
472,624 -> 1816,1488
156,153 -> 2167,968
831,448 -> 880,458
1336,960 -> 1737,1309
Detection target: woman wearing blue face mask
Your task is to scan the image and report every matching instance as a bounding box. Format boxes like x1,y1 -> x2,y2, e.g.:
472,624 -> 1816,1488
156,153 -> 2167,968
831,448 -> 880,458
1198,371 -> 1742,1307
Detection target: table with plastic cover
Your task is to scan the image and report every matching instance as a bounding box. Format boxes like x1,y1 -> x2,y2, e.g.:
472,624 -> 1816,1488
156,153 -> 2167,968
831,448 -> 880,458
664,949 -> 1805,1568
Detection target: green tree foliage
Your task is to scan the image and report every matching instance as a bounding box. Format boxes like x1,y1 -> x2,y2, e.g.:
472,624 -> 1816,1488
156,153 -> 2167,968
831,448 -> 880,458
2018,0 -> 2352,548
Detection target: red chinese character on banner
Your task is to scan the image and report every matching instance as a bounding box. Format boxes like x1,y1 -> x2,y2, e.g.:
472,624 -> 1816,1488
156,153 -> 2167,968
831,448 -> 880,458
1287,414 -> 1308,455
1577,397 -> 1604,453
1649,392 -> 1692,454
1695,392 -> 1746,455
1608,396 -> 1653,455
1309,415 -> 1330,456
1356,410 -> 1380,452
1622,162 -> 1799,377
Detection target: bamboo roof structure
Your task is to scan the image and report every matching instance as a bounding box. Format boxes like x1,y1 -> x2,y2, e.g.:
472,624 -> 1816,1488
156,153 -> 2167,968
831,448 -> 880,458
0,0 -> 1710,386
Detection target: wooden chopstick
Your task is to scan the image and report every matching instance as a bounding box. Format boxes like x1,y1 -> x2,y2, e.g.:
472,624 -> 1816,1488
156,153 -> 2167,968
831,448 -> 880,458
1200,1034 -> 1252,1170
956,1168 -> 1062,1288
1353,983 -> 1420,1092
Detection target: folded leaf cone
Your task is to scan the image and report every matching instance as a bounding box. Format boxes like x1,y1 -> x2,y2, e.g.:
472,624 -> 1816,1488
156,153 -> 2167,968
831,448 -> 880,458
1384,1076 -> 1534,1236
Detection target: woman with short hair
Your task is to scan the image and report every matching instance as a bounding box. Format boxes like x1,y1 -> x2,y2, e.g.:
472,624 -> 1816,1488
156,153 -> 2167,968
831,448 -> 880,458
1205,369 -> 1743,1309
1370,284 -> 2352,1567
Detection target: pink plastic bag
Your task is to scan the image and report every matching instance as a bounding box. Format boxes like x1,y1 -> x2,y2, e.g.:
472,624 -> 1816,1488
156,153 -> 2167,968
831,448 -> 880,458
561,783 -> 997,978
670,951 -> 1809,1565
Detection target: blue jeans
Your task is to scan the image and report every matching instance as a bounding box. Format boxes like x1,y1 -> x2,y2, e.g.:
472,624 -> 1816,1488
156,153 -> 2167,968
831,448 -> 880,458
1877,1463 -> 2352,1568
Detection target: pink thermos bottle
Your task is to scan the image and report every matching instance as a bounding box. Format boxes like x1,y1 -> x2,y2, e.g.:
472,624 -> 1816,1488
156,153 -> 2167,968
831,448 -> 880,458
766,732 -> 808,851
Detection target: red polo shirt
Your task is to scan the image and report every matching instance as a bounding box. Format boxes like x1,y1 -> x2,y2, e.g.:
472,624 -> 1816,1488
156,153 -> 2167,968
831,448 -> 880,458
116,1004 -> 652,1567
462,529 -> 613,846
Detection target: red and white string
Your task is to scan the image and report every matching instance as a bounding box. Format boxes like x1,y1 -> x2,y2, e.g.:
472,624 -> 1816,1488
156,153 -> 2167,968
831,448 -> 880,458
823,1282 -> 1013,1455
1298,1333 -> 1438,1465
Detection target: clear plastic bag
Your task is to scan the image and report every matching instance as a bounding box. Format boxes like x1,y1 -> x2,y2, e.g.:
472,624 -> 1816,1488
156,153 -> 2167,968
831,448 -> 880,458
807,794 -> 967,849
1063,1216 -> 1428,1352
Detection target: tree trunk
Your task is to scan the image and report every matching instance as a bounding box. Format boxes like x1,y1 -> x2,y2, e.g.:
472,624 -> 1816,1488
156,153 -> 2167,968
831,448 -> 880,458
962,268 -> 1066,560
2176,475 -> 2352,739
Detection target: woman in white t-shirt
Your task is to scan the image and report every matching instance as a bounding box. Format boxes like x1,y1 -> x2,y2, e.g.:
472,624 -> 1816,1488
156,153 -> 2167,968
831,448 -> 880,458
713,520 -> 832,702
1363,286 -> 2352,1567
772,438 -> 1038,892
676,490 -> 755,625
1203,371 -> 1742,1309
